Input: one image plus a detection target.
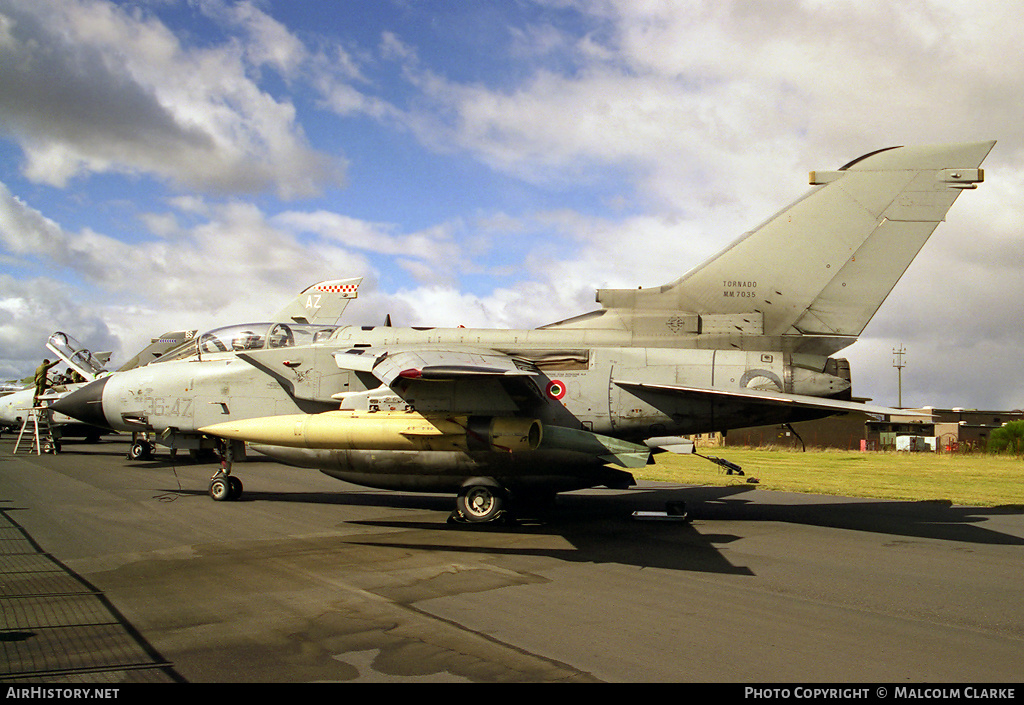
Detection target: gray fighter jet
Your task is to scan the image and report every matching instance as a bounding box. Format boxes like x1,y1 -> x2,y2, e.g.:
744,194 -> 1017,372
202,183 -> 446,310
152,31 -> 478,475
53,142 -> 993,521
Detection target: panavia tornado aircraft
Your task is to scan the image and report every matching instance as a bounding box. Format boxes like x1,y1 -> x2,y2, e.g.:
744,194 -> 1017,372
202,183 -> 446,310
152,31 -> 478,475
54,141 -> 994,522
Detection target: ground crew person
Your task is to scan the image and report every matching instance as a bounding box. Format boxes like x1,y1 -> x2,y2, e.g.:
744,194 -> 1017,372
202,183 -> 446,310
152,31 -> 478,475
34,358 -> 58,403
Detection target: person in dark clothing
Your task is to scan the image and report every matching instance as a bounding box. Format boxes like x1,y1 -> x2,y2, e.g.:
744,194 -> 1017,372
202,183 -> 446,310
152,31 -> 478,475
33,359 -> 58,403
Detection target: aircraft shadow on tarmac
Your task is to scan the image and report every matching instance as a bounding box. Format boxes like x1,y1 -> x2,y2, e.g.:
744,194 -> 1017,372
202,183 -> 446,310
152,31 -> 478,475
55,439 -> 1024,548
11,440 -> 1021,578
160,481 -> 1024,577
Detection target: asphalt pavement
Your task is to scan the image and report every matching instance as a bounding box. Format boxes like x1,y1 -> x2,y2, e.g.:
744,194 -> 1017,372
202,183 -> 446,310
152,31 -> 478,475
2,436 -> 1022,683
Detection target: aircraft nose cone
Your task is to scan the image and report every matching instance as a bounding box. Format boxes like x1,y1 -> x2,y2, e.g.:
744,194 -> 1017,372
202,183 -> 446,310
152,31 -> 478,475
51,376 -> 110,429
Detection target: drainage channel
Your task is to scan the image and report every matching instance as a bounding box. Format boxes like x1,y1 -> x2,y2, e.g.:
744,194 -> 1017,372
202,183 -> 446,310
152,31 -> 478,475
0,509 -> 184,683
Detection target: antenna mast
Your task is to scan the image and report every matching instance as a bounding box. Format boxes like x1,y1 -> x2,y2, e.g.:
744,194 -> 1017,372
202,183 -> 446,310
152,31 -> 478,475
892,343 -> 906,409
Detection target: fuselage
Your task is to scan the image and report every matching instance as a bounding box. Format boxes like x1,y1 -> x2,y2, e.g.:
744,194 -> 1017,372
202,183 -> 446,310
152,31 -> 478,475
56,320 -> 851,446
1,385 -> 85,429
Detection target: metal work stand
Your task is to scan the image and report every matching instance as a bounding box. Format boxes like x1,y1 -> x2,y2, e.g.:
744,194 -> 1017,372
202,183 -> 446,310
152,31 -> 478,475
13,405 -> 60,455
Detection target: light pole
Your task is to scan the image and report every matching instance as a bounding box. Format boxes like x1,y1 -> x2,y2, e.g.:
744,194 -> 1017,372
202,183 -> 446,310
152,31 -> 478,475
892,344 -> 906,409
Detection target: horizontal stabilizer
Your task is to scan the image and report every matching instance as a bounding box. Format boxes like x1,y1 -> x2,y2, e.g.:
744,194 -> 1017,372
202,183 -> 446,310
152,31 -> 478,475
645,436 -> 696,454
615,380 -> 928,418
598,452 -> 651,469
540,425 -> 652,468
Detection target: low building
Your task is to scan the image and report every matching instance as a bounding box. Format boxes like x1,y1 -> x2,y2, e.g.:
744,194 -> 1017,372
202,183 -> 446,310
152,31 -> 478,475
866,408 -> 1024,452
723,414 -> 873,450
721,408 -> 1024,451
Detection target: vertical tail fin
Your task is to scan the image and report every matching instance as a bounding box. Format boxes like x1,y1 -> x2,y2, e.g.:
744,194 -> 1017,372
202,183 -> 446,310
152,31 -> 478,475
574,142 -> 993,344
115,330 -> 198,371
274,277 -> 362,325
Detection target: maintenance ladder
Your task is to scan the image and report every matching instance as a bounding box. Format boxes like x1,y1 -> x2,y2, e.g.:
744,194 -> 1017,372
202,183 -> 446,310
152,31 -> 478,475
13,405 -> 59,455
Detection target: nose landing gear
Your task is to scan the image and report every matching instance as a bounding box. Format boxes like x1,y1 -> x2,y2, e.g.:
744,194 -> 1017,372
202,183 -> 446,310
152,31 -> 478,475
209,472 -> 243,501
208,439 -> 246,501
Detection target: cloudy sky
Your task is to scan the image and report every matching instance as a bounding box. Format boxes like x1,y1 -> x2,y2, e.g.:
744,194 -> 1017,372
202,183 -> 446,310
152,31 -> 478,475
1,0 -> 1021,410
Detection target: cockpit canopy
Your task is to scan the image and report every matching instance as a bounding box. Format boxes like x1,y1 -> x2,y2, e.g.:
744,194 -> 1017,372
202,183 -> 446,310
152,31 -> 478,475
195,323 -> 338,359
47,331 -> 107,380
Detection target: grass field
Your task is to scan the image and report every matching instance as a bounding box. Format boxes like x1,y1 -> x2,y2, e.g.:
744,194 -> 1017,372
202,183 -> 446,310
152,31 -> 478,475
636,447 -> 1024,508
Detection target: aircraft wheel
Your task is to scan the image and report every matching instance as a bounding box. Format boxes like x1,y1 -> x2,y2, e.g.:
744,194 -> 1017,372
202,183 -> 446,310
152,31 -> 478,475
457,485 -> 505,523
209,475 -> 233,502
228,476 -> 243,500
129,441 -> 153,461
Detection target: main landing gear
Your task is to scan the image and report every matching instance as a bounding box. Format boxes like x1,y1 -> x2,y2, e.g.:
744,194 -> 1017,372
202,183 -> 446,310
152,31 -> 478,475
449,478 -> 509,525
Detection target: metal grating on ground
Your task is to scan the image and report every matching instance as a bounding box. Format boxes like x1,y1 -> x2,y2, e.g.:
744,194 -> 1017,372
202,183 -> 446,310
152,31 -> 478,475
0,510 -> 184,683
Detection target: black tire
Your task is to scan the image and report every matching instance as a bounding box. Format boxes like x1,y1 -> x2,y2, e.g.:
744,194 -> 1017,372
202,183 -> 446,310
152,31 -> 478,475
228,476 -> 243,500
456,485 -> 505,523
209,475 -> 233,501
128,442 -> 146,460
